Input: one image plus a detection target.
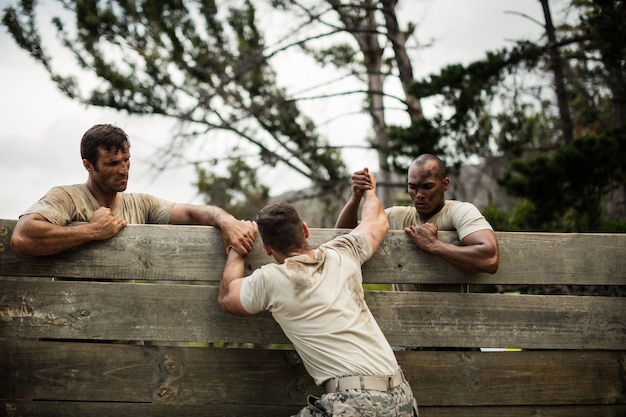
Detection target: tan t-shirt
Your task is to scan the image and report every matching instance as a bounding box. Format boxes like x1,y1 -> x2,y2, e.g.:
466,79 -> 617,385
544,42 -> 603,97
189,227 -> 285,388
22,184 -> 175,225
385,200 -> 493,243
240,232 -> 399,385
386,200 -> 493,292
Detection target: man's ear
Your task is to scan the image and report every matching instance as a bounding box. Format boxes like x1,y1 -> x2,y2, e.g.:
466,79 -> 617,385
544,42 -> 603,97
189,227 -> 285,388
262,242 -> 272,256
82,159 -> 94,173
442,177 -> 450,191
303,222 -> 310,239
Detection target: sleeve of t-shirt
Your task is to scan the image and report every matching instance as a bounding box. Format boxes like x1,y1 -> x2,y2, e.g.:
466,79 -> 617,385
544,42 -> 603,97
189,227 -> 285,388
132,193 -> 175,224
323,232 -> 374,266
451,202 -> 493,241
21,186 -> 79,225
239,267 -> 272,315
384,206 -> 413,230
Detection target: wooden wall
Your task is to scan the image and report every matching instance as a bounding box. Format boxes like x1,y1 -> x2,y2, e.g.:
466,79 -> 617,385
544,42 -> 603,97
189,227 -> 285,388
1,220 -> 625,417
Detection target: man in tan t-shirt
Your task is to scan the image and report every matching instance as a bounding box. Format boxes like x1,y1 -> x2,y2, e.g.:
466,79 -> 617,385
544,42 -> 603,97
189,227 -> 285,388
218,173 -> 418,416
11,123 -> 256,256
336,154 -> 499,291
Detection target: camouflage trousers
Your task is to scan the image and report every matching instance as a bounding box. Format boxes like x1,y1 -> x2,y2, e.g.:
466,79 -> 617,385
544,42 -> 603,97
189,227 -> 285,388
291,381 -> 418,417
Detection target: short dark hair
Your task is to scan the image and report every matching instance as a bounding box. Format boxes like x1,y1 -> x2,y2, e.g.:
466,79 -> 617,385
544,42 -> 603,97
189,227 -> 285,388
411,153 -> 447,178
256,203 -> 306,254
80,124 -> 130,166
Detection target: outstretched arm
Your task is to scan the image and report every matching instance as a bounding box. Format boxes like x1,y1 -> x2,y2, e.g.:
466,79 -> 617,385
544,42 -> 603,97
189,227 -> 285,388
405,224 -> 499,273
335,168 -> 374,228
10,208 -> 127,256
218,221 -> 258,315
352,171 -> 389,253
218,250 -> 250,315
169,203 -> 256,256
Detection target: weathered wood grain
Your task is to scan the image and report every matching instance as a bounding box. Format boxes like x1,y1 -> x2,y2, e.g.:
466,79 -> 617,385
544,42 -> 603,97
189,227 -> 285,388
1,220 -> 625,415
418,405 -> 626,417
1,279 -> 624,349
0,339 -> 316,405
1,219 -> 625,285
2,340 -> 624,406
395,350 -> 626,406
1,402 -> 624,417
0,402 -> 302,417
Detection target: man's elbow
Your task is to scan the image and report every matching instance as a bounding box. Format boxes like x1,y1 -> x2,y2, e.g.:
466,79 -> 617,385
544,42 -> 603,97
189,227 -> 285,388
218,294 -> 249,316
483,262 -> 499,274
482,255 -> 499,274
217,297 -> 229,313
217,293 -> 232,313
10,235 -> 36,256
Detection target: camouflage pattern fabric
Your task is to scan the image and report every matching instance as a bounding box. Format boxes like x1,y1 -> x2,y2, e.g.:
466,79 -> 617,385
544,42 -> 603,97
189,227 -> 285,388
292,381 -> 418,417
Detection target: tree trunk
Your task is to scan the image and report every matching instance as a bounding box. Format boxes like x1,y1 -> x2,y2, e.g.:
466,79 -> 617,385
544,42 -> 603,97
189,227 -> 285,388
380,0 -> 423,122
592,0 -> 626,128
329,0 -> 393,206
541,0 -> 574,144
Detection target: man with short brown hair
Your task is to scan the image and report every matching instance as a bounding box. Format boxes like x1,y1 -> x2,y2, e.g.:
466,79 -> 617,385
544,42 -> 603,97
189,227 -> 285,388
11,123 -> 255,256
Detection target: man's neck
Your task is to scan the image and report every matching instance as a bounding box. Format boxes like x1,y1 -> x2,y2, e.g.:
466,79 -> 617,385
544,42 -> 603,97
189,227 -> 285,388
276,247 -> 314,264
86,181 -> 118,209
418,201 -> 445,223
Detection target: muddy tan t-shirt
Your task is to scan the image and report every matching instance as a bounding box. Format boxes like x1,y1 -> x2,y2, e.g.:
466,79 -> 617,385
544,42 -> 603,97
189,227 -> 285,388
386,200 -> 493,292
385,200 -> 492,242
240,232 -> 399,385
22,184 -> 175,225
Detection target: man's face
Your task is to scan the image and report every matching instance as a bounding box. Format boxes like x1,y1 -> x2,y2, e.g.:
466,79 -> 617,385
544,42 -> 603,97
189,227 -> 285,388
407,160 -> 449,220
87,146 -> 131,193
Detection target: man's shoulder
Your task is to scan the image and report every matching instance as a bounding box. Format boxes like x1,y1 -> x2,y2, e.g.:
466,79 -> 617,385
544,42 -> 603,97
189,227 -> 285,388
384,206 -> 417,229
117,191 -> 170,206
441,200 -> 487,221
441,200 -> 493,235
442,200 -> 479,212
29,183 -> 90,204
118,191 -> 151,202
20,183 -> 93,224
49,183 -> 88,193
322,232 -> 373,264
384,205 -> 414,215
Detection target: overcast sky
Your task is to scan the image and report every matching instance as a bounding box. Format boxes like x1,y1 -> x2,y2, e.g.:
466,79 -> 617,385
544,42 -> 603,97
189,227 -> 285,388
0,0 -> 547,219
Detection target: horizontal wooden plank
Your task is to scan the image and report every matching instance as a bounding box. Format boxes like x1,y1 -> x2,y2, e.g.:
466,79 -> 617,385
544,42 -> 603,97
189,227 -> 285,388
1,340 -> 624,406
489,231 -> 626,286
0,220 -> 230,281
1,220 -> 625,285
0,339 -> 316,406
379,290 -> 626,350
0,279 -> 286,344
418,405 -> 626,417
2,402 -> 625,417
396,350 -> 626,406
0,401 -> 302,417
1,280 -> 624,349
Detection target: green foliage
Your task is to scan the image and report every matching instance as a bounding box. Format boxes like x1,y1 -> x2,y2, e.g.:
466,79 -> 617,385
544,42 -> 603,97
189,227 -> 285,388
362,283 -> 392,291
482,200 -> 544,232
498,128 -> 626,231
494,100 -> 556,158
386,117 -> 445,173
386,42 -> 546,170
4,0 -> 625,228
415,45 -> 541,125
301,42 -> 359,69
195,158 -> 270,220
386,2 -> 626,231
1,0 -> 347,205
